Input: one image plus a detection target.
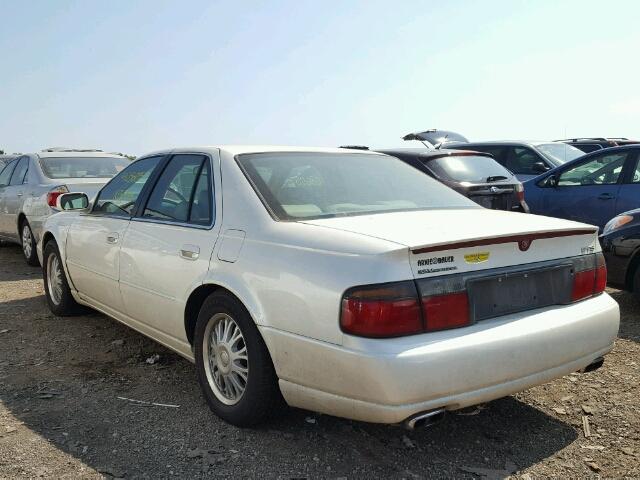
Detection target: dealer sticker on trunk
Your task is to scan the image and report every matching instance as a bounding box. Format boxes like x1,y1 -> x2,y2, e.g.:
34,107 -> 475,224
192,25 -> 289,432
464,252 -> 490,264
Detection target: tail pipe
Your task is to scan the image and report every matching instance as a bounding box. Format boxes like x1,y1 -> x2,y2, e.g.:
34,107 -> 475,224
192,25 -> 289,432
404,408 -> 446,430
581,356 -> 604,373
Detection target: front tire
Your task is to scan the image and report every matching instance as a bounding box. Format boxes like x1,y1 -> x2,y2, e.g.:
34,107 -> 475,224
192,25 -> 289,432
194,291 -> 283,427
20,220 -> 39,266
43,241 -> 81,316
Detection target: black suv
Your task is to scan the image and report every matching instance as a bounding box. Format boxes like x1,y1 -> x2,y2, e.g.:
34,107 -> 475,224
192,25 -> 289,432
375,148 -> 529,212
555,137 -> 640,154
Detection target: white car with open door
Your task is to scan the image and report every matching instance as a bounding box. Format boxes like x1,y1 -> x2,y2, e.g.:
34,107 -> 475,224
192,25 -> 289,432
39,146 -> 619,428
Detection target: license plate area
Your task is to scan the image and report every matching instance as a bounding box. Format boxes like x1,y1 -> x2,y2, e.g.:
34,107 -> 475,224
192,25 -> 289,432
468,264 -> 573,321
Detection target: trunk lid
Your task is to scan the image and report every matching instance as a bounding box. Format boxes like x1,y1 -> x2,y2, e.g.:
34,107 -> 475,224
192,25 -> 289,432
301,209 -> 598,279
61,181 -> 108,201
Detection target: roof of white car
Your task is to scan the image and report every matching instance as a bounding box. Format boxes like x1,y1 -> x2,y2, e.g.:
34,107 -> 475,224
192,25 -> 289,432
145,145 -> 385,157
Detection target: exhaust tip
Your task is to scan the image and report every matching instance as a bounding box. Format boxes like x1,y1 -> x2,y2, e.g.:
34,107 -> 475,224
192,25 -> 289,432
404,408 -> 446,430
581,356 -> 604,373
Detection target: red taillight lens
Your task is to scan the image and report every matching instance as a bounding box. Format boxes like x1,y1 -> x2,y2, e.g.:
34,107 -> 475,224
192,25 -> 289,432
572,269 -> 596,301
422,292 -> 470,331
47,186 -> 69,207
572,253 -> 607,301
340,282 -> 422,337
515,183 -> 525,202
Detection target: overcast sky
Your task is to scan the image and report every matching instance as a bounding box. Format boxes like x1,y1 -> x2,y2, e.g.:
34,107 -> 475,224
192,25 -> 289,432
1,0 -> 639,155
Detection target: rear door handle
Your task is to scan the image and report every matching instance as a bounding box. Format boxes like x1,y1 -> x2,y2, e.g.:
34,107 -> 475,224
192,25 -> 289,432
16,192 -> 23,197
180,244 -> 200,260
598,193 -> 615,200
106,233 -> 119,244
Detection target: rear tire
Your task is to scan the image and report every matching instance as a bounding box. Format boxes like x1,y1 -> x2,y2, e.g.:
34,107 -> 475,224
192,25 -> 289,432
20,220 -> 39,266
194,291 -> 283,427
43,241 -> 81,316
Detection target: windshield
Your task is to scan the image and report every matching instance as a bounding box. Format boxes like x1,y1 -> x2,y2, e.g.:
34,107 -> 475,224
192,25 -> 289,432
536,143 -> 584,165
40,156 -> 131,179
428,155 -> 513,183
237,152 -> 477,221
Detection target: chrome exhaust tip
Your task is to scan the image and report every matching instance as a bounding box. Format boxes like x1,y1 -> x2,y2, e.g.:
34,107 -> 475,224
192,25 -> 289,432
404,408 -> 446,430
581,356 -> 604,373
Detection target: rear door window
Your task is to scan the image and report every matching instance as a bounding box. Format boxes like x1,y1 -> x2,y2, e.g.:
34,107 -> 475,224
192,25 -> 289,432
505,147 -> 545,175
9,157 -> 29,185
0,160 -> 17,186
143,154 -> 213,225
464,146 -> 508,166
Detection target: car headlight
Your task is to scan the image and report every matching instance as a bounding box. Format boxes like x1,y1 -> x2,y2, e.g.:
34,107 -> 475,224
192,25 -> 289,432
603,215 -> 633,235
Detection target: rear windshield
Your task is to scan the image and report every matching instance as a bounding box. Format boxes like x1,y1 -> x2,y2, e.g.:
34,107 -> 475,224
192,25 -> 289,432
40,156 -> 131,179
427,155 -> 513,183
537,143 -> 584,165
237,152 -> 477,221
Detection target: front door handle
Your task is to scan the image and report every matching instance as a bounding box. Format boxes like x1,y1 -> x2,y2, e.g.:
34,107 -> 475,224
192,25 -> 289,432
180,244 -> 200,260
106,233 -> 119,244
16,192 -> 23,197
598,193 -> 615,200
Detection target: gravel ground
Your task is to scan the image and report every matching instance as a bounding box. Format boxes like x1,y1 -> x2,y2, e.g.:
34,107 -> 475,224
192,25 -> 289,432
0,243 -> 638,479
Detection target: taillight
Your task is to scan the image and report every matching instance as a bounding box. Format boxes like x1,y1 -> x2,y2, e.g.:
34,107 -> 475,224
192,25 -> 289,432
47,185 -> 69,207
572,252 -> 606,301
417,274 -> 471,331
341,253 -> 606,338
340,281 -> 422,337
422,292 -> 469,331
515,183 -> 525,202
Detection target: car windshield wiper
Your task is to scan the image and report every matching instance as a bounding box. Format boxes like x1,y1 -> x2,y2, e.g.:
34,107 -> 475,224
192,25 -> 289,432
486,175 -> 508,182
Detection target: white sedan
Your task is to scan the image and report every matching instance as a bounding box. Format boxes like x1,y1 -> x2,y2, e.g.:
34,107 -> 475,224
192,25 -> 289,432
38,146 -> 619,427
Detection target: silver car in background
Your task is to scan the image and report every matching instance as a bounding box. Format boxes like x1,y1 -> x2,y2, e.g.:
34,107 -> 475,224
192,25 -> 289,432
0,148 -> 131,265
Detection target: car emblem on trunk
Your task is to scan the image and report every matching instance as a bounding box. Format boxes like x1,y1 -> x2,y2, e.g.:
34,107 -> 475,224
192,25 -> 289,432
518,239 -> 532,251
490,186 -> 499,193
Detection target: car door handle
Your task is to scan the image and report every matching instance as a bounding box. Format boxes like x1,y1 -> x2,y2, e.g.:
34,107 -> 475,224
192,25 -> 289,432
106,233 -> 119,244
180,245 -> 200,260
598,193 -> 615,200
16,192 -> 23,197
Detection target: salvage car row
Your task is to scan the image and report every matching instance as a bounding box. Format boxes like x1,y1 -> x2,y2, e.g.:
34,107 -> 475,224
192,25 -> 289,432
0,138 -> 630,428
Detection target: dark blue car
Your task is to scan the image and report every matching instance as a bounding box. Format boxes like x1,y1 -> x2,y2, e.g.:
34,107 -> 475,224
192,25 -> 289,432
524,145 -> 640,230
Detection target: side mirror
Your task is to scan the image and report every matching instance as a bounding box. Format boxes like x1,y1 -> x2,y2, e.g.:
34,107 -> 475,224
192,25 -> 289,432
532,161 -> 549,173
56,192 -> 89,211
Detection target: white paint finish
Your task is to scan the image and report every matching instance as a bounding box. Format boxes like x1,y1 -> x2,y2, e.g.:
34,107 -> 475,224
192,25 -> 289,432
64,214 -> 130,312
40,145 -> 621,424
119,220 -> 218,342
302,208 -> 596,250
217,229 -> 246,262
278,345 -> 613,424
264,293 -> 618,422
410,233 -> 598,278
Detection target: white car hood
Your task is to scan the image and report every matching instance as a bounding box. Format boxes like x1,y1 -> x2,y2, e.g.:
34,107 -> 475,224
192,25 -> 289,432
299,208 -> 596,250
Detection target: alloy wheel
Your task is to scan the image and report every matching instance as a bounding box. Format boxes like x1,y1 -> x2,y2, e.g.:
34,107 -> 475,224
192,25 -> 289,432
46,253 -> 63,305
202,313 -> 249,405
22,224 -> 32,259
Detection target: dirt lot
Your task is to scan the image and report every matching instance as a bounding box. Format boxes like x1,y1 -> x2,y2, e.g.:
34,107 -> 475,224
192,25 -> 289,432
0,244 -> 638,479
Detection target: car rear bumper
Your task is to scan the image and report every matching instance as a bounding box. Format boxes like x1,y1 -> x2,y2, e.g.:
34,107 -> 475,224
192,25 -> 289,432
261,293 -> 619,424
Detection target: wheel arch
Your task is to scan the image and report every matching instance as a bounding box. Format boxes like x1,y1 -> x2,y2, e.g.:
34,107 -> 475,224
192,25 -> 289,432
184,282 -> 265,347
17,212 -> 27,232
42,230 -> 57,250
